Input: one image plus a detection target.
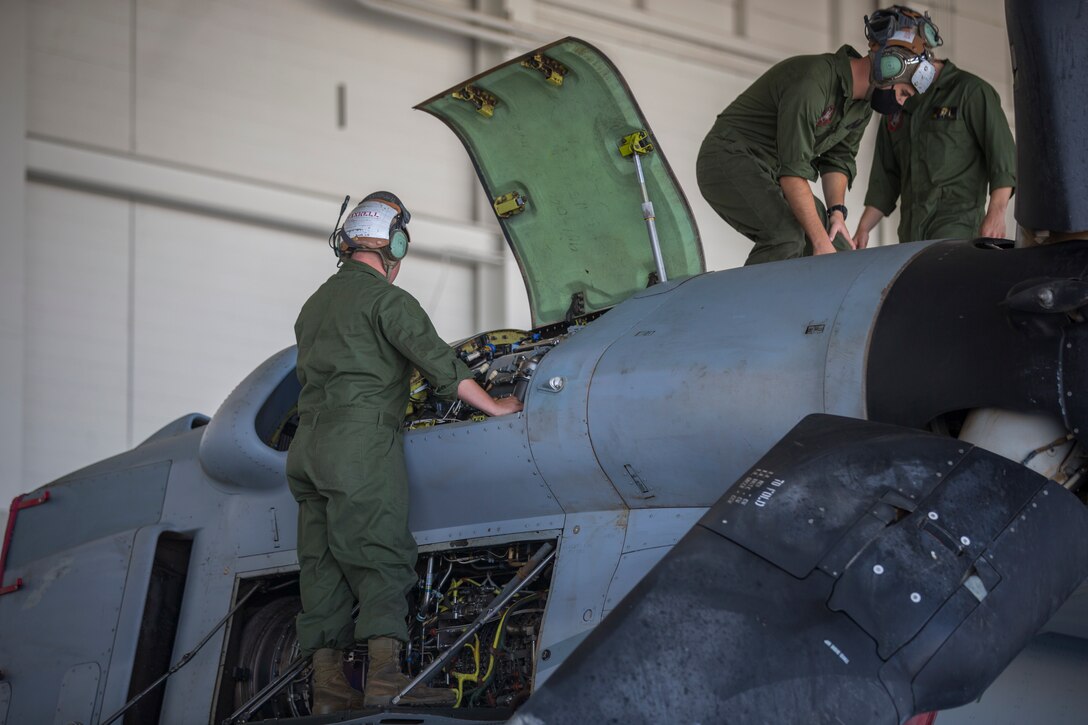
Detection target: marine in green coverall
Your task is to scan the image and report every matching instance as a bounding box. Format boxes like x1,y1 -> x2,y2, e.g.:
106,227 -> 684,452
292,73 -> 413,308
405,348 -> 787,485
853,58 -> 1016,247
696,45 -> 874,265
288,191 -> 523,713
697,5 -> 943,266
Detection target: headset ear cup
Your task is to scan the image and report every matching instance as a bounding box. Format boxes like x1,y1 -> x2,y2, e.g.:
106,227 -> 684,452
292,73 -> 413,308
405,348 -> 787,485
922,22 -> 940,47
879,53 -> 905,82
388,228 -> 409,260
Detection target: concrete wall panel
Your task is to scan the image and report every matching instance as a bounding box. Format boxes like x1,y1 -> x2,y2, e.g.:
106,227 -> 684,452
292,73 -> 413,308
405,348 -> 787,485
24,184 -> 130,486
28,0 -> 131,150
133,0 -> 478,222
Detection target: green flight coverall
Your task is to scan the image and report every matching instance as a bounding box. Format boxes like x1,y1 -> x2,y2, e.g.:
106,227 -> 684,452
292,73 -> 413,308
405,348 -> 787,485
863,61 -> 1016,243
288,259 -> 472,655
696,45 -> 873,265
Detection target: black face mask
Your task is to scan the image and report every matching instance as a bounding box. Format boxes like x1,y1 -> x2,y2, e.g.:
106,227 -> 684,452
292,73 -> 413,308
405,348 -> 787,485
870,87 -> 902,115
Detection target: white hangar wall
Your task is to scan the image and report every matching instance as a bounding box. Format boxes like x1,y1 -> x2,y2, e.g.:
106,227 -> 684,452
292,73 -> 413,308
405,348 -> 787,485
0,0 -> 1015,509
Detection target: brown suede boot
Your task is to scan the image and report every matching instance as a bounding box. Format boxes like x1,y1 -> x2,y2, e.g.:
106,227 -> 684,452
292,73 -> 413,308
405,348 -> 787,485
362,637 -> 456,707
311,648 -> 365,715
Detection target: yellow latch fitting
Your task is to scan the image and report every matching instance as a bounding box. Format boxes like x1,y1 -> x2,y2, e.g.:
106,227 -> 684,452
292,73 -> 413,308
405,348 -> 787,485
493,192 -> 528,218
619,131 -> 654,158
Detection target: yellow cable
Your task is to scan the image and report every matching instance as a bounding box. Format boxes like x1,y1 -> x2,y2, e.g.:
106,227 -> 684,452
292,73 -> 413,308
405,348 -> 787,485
450,635 -> 481,708
477,605 -> 515,693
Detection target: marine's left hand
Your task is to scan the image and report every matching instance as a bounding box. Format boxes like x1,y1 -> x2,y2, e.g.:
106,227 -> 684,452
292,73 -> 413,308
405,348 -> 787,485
827,215 -> 856,249
978,211 -> 1007,239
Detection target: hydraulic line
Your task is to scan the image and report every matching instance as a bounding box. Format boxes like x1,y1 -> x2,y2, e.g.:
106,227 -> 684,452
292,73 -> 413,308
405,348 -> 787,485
392,543 -> 555,705
468,592 -> 544,706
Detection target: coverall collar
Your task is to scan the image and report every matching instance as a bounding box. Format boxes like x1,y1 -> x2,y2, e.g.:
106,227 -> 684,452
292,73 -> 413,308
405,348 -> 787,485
340,257 -> 391,283
833,45 -> 863,102
904,60 -> 958,112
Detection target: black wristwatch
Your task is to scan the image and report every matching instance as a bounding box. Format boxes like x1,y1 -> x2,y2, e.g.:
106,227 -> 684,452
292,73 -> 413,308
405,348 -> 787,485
827,204 -> 849,221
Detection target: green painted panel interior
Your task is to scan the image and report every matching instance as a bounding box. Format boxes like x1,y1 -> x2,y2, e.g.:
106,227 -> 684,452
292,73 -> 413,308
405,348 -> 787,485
417,38 -> 704,327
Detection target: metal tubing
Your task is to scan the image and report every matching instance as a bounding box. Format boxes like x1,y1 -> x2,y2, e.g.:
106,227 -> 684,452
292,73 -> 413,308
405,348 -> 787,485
224,656 -> 309,724
633,153 -> 668,283
420,554 -> 435,616
391,542 -> 556,705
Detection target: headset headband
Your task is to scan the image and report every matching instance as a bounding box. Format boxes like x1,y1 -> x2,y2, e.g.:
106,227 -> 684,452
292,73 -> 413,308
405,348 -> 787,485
328,192 -> 412,270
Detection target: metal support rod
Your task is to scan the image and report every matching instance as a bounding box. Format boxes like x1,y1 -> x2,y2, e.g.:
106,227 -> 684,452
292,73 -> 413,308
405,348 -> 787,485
391,542 -> 556,705
102,582 -> 266,725
224,656 -> 310,724
632,153 -> 668,283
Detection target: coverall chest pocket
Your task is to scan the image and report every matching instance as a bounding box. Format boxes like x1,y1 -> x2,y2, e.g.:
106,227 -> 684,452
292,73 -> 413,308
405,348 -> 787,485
920,117 -> 972,186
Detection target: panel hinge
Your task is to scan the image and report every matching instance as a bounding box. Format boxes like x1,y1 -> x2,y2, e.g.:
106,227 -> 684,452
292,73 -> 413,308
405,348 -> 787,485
452,85 -> 499,118
520,53 -> 568,86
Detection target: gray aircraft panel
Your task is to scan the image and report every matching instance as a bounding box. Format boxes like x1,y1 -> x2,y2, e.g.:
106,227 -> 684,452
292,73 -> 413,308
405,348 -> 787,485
533,510 -> 628,686
4,532 -> 136,722
96,524 -> 185,719
822,240 -> 933,416
620,506 -> 704,553
156,534 -> 243,724
601,546 -> 670,618
404,414 -> 562,531
587,250 -> 891,509
53,662 -> 100,725
413,517 -> 565,548
0,682 -> 9,725
199,346 -> 296,492
5,461 -> 169,570
234,550 -> 301,575
525,280 -> 691,512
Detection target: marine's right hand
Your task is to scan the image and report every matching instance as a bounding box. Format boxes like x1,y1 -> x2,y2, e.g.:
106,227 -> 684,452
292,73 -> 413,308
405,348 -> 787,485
491,396 -> 524,416
854,226 -> 870,250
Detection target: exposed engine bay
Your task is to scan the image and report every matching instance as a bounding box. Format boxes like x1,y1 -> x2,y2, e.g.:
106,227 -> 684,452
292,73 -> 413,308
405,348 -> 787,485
265,314 -> 602,451
219,539 -> 555,722
404,314 -> 601,428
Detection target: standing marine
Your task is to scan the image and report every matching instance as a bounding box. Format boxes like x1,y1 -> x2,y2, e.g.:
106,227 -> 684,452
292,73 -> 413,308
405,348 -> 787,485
853,6 -> 1016,247
287,191 -> 523,713
696,5 -> 937,265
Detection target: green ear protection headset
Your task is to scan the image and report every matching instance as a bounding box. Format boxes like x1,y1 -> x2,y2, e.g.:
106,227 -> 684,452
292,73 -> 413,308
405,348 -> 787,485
329,191 -> 412,268
866,5 -> 943,92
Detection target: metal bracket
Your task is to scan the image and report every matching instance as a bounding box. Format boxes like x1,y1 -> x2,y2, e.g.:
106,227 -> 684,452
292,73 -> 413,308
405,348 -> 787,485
452,85 -> 498,118
618,130 -> 654,158
521,53 -> 568,86
0,491 -> 52,596
565,291 -> 587,322
493,191 -> 528,218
